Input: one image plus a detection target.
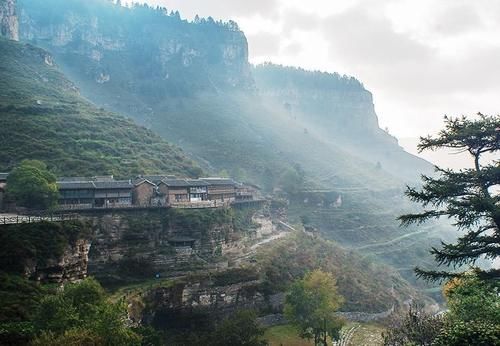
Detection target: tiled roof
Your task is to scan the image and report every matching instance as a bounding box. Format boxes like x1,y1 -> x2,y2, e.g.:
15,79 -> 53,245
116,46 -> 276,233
0,173 -> 9,181
201,178 -> 237,186
58,176 -> 91,182
134,179 -> 156,186
136,174 -> 178,184
185,179 -> 208,187
57,181 -> 95,189
159,179 -> 190,187
94,180 -> 133,189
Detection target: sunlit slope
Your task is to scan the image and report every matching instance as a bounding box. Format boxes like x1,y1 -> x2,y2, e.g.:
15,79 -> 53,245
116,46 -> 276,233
253,64 -> 434,183
0,38 -> 201,177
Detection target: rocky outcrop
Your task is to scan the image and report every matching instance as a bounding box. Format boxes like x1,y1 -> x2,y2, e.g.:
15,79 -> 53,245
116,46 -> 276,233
0,220 -> 92,284
25,238 -> 91,283
17,2 -> 255,94
0,0 -> 18,40
85,208 -> 238,282
141,274 -> 268,328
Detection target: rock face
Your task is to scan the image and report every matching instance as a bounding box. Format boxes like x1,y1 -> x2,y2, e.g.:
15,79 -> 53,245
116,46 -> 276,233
142,275 -> 268,329
0,220 -> 93,284
0,0 -> 18,40
85,208 -> 238,282
17,1 -> 255,95
25,238 -> 91,283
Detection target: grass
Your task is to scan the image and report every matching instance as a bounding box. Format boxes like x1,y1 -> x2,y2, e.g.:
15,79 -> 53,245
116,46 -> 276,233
264,325 -> 314,346
264,323 -> 385,346
345,322 -> 385,346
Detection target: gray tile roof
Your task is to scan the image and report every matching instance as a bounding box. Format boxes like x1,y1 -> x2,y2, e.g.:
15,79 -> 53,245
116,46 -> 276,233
58,176 -> 91,182
134,178 -> 156,186
136,175 -> 178,184
201,178 -> 237,186
185,179 -> 208,187
0,173 -> 9,181
159,179 -> 190,187
94,180 -> 133,189
57,181 -> 95,190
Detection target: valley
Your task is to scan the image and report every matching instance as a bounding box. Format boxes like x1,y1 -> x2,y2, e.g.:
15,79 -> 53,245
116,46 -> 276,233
0,1 -> 487,345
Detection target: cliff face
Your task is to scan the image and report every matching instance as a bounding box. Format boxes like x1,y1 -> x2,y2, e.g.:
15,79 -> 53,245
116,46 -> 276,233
142,276 -> 268,328
86,209 -> 240,283
18,0 -> 254,98
24,238 -> 90,283
0,220 -> 92,283
0,0 -> 18,40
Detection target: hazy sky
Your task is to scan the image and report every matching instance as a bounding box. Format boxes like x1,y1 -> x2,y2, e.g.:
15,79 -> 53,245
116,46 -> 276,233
144,0 -> 500,138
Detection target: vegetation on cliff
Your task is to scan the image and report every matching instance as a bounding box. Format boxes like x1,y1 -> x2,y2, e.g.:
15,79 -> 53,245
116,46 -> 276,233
257,232 -> 424,313
0,37 -> 202,177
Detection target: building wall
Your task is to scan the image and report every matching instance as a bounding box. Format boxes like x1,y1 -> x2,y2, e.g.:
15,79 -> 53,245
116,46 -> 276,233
207,185 -> 236,201
133,183 -> 156,207
158,185 -> 189,204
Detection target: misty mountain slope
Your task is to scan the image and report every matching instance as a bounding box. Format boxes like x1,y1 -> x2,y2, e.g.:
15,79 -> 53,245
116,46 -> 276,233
14,0 -> 454,286
0,37 -> 201,177
253,63 -> 434,182
16,0 -> 417,190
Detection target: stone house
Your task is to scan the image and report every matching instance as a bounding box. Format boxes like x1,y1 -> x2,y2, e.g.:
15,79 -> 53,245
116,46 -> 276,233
158,179 -> 190,204
93,180 -> 133,207
185,179 -> 208,202
201,178 -> 237,202
133,179 -> 158,207
57,176 -> 133,209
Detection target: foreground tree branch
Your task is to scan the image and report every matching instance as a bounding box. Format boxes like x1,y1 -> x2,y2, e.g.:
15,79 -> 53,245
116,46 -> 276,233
399,114 -> 500,281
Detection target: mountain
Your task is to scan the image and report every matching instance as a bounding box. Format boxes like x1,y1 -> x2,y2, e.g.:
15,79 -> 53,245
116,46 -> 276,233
253,64 -> 433,182
0,37 -> 202,177
16,0 -> 433,188
12,0 -> 451,287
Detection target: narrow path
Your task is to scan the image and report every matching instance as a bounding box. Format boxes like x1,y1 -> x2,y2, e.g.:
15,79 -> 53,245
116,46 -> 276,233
350,225 -> 439,251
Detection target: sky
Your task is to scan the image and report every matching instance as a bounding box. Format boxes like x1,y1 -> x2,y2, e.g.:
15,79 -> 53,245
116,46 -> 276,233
143,0 -> 500,139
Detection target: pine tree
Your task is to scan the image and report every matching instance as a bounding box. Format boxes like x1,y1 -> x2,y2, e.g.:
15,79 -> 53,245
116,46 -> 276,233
399,114 -> 500,281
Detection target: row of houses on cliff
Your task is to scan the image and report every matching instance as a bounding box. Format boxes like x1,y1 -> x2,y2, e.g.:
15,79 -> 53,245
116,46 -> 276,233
57,175 -> 258,210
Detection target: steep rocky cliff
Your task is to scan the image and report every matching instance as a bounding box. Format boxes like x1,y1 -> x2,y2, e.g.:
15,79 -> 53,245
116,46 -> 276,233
0,220 -> 92,283
18,0 -> 254,100
253,64 -> 432,182
140,271 -> 269,330
86,208 -> 239,283
0,0 -> 18,41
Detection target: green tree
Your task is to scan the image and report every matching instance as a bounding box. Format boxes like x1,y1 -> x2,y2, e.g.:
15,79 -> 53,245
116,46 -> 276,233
6,160 -> 58,210
443,272 -> 500,325
32,278 -> 141,346
284,270 -> 344,346
399,114 -> 500,281
280,166 -> 304,195
433,320 -> 500,346
208,310 -> 267,346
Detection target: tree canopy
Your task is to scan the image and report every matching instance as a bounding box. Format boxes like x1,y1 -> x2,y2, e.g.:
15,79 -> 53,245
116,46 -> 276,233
5,160 -> 58,210
399,114 -> 500,281
284,269 -> 344,346
31,278 -> 143,346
